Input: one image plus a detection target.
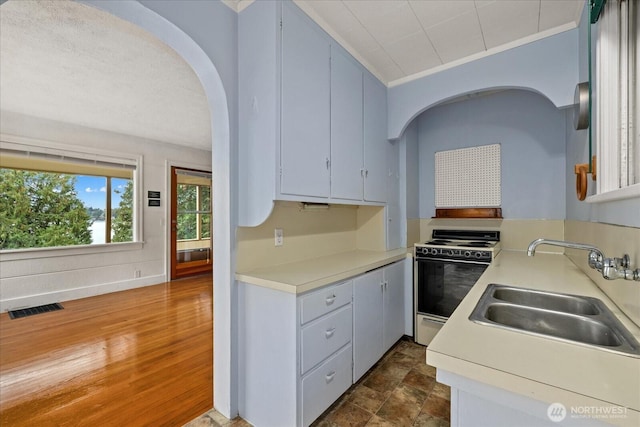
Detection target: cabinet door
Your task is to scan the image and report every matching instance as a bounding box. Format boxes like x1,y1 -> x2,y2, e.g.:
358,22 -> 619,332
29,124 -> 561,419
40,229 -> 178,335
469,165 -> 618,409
301,344 -> 352,427
280,3 -> 331,198
352,269 -> 384,382
363,73 -> 388,203
330,47 -> 363,201
383,261 -> 406,352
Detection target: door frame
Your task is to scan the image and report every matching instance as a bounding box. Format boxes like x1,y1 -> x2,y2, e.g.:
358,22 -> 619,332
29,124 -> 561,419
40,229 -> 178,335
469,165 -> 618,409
167,163 -> 213,280
170,166 -> 213,280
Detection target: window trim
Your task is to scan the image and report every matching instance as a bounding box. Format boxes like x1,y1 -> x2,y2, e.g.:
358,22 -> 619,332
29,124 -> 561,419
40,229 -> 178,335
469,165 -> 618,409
0,134 -> 144,250
0,241 -> 145,261
586,182 -> 640,203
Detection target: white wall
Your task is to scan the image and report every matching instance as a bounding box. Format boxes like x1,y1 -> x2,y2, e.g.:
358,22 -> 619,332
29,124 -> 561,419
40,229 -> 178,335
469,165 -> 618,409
0,113 -> 212,311
416,89 -> 567,220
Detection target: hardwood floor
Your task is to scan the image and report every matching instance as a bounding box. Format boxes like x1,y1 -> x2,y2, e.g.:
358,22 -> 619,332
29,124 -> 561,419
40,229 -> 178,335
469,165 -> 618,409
0,274 -> 213,426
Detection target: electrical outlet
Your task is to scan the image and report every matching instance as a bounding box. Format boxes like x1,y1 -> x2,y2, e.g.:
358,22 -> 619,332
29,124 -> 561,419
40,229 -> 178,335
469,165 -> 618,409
134,270 -> 141,278
275,228 -> 283,246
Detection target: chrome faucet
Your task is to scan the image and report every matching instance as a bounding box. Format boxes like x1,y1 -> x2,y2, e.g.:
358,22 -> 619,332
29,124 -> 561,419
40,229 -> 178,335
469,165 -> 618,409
527,238 -> 640,281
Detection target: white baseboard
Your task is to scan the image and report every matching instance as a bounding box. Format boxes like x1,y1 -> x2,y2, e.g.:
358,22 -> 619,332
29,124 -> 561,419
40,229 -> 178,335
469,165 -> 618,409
0,274 -> 167,312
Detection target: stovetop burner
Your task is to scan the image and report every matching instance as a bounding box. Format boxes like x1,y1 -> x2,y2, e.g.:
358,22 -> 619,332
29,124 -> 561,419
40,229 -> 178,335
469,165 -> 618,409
466,241 -> 492,247
424,239 -> 495,248
426,239 -> 451,245
415,229 -> 501,261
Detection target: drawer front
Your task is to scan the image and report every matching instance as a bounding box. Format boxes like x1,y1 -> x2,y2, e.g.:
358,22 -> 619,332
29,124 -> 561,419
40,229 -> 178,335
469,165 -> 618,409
301,344 -> 352,427
301,305 -> 352,374
300,280 -> 352,325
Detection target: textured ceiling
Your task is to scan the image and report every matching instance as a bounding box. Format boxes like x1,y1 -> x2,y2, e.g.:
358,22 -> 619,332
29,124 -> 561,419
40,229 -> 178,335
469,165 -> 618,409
0,0 -> 211,149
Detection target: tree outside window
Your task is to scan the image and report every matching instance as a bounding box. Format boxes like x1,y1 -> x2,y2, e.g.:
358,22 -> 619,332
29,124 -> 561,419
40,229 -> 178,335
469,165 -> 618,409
177,183 -> 211,242
0,144 -> 138,251
0,169 -> 92,249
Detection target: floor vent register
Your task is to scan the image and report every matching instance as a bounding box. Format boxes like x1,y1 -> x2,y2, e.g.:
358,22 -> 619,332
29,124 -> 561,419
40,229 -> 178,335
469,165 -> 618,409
8,303 -> 64,319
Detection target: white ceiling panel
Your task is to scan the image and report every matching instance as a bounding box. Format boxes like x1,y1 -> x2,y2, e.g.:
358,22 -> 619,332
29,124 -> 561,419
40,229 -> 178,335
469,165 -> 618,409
474,1 -> 497,8
294,0 -> 583,85
476,0 -> 541,49
409,0 -> 476,29
343,0 -> 422,47
364,48 -> 406,82
384,32 -> 442,76
540,0 -> 584,31
300,0 -> 360,34
301,0 -> 381,55
426,10 -> 486,63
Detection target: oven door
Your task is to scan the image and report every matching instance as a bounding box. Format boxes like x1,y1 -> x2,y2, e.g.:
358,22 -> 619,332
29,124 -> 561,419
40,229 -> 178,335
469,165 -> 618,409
415,258 -> 488,320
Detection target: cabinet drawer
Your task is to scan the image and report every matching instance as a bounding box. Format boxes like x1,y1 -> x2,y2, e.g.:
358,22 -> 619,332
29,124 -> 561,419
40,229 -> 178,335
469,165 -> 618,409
300,280 -> 352,325
301,305 -> 352,374
301,344 -> 352,427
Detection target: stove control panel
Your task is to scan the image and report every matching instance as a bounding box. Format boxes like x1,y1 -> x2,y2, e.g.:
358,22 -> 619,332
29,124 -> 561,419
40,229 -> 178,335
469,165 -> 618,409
414,246 -> 493,262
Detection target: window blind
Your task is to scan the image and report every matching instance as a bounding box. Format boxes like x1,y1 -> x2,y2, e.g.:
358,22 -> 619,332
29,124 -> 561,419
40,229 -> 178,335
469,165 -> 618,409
0,147 -> 136,179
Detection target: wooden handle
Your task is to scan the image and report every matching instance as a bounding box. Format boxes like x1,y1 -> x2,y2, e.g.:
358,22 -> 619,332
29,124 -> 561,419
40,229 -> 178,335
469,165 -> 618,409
574,163 -> 588,201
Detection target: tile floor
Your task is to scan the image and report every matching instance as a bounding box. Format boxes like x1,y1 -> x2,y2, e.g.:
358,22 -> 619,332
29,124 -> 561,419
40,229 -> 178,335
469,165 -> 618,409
185,338 -> 450,427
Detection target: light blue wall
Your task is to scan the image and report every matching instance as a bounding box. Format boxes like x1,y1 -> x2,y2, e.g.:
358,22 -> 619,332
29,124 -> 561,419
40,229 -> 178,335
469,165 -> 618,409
417,90 -> 566,220
388,28 -> 579,140
404,121 -> 420,219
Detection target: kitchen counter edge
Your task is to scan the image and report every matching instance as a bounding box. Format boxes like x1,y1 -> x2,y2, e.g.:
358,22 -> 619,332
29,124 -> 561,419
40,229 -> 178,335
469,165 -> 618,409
235,248 -> 412,294
426,250 -> 640,425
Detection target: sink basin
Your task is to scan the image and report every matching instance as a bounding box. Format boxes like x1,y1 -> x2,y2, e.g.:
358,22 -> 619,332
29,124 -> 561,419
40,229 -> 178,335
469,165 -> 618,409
469,284 -> 640,357
492,287 -> 599,315
484,303 -> 621,347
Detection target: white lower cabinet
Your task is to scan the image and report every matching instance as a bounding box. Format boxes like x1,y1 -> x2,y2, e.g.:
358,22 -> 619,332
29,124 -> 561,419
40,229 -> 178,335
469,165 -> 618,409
352,269 -> 384,381
353,260 -> 406,382
383,261 -> 405,351
300,282 -> 353,426
301,304 -> 352,374
301,344 -> 353,427
238,259 -> 408,427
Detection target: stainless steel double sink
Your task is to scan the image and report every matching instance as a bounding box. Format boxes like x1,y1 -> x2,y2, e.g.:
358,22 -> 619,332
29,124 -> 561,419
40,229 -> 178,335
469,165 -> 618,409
469,284 -> 640,357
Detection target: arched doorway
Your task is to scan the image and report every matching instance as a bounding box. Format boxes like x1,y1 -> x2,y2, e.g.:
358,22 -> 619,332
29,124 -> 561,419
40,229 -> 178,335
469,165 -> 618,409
80,0 -> 235,418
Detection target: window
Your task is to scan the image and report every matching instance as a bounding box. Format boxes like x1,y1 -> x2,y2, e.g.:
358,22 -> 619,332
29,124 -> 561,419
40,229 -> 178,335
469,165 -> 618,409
0,141 -> 139,250
177,183 -> 211,242
594,0 -> 640,199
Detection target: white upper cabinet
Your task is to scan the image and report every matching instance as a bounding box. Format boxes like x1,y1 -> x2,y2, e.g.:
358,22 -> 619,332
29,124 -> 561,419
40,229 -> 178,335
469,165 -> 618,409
363,74 -> 388,203
238,1 -> 389,225
330,46 -> 364,201
280,3 -> 331,198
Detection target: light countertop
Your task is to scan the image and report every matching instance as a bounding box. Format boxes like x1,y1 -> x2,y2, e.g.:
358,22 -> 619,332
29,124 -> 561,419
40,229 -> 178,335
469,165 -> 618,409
426,250 -> 640,425
235,248 -> 410,294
